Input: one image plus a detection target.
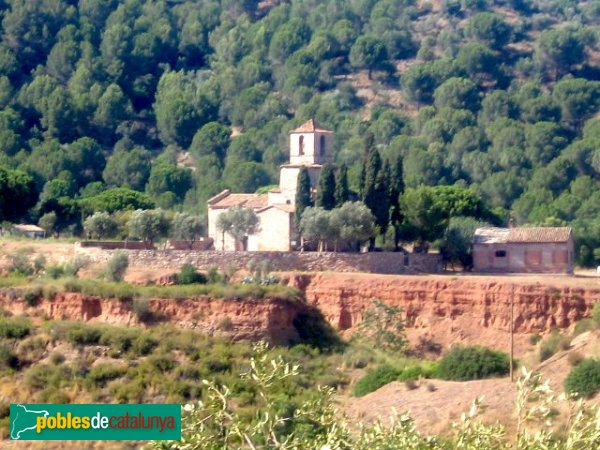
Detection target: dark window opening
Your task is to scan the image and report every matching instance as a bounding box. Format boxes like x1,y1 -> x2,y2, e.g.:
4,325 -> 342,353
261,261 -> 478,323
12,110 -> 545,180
320,135 -> 326,156
299,136 -> 304,155
495,250 -> 507,257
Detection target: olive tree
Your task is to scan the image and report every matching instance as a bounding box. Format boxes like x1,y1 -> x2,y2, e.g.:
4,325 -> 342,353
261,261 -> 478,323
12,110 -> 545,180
329,202 -> 376,251
83,212 -> 119,240
127,209 -> 170,245
216,207 -> 260,251
171,212 -> 205,249
299,206 -> 332,252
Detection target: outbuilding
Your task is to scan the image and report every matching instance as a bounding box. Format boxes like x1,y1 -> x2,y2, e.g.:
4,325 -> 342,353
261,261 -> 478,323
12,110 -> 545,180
472,227 -> 574,274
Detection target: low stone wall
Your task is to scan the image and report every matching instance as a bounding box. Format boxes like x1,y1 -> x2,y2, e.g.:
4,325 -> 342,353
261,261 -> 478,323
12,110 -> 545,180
75,244 -> 442,275
79,241 -> 155,250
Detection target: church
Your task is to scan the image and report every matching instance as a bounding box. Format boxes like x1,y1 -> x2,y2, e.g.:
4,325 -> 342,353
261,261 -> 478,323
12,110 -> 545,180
207,119 -> 334,251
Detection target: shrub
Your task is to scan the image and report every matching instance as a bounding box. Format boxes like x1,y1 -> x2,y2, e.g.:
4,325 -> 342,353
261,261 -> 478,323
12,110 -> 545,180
23,287 -> 43,306
0,344 -> 19,370
33,255 -> 46,274
49,351 -> 65,365
353,364 -> 401,397
8,252 -> 33,275
175,263 -> 207,285
564,359 -> 600,398
132,297 -> 153,322
105,251 -> 129,282
404,379 -> 418,390
540,330 -> 570,362
397,363 -> 437,381
592,302 -> 600,328
0,316 -> 31,339
529,333 -> 542,345
99,328 -> 137,354
86,364 -> 127,386
573,318 -> 596,336
131,333 -> 158,356
568,352 -> 584,367
436,346 -> 510,381
46,265 -> 66,279
67,325 -> 103,346
217,317 -> 233,331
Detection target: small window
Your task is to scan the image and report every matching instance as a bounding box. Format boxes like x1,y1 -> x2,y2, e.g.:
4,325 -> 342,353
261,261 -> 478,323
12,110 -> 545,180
320,135 -> 326,156
495,250 -> 507,258
299,135 -> 305,155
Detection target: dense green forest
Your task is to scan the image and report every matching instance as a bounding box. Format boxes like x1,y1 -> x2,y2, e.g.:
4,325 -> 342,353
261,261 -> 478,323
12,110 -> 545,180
0,0 -> 599,263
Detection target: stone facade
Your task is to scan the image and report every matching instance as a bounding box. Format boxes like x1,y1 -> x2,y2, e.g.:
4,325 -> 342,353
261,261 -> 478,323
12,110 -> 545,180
472,227 -> 574,274
75,244 -> 442,275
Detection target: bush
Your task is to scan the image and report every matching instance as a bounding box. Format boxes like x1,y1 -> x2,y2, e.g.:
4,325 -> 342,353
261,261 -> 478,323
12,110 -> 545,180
132,297 -> 153,322
436,346 -> 510,381
568,352 -> 584,367
0,344 -> 19,370
353,364 -> 401,397
529,333 -> 542,345
573,318 -> 596,336
23,287 -> 43,306
592,302 -> 600,328
0,316 -> 31,339
175,263 -> 207,285
540,330 -> 571,362
564,359 -> 600,398
105,251 -> 129,282
8,252 -> 33,275
86,364 -> 127,386
67,325 -> 103,346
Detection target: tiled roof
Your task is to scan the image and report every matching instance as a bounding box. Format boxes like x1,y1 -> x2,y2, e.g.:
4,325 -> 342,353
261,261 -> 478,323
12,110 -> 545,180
473,227 -> 510,244
507,227 -> 572,243
290,118 -> 333,134
14,224 -> 45,232
473,227 -> 572,244
207,190 -> 268,209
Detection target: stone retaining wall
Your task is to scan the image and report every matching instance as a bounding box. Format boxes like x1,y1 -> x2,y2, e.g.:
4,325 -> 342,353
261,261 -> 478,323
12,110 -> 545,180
75,244 -> 442,275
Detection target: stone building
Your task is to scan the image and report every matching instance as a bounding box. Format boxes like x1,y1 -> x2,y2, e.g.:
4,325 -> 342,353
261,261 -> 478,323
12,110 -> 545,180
207,119 -> 332,251
472,227 -> 574,274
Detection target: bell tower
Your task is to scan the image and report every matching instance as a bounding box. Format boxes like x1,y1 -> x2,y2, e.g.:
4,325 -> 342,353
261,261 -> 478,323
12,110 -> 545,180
289,119 -> 333,165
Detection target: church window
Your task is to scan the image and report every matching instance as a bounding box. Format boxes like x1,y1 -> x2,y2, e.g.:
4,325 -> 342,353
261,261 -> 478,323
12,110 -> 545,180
320,135 -> 326,156
299,136 -> 305,155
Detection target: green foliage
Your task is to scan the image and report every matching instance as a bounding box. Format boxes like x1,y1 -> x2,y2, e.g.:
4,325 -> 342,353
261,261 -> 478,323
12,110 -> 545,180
127,209 -> 170,244
175,263 -> 207,285
315,164 -> 336,210
295,167 -> 313,226
436,346 -> 510,381
593,302 -> 600,328
105,251 -> 129,282
0,316 -> 31,339
353,364 -> 401,397
83,212 -> 119,239
357,299 -> 407,353
565,359 -> 600,398
216,206 -> 259,250
540,330 -> 571,362
79,188 -> 154,214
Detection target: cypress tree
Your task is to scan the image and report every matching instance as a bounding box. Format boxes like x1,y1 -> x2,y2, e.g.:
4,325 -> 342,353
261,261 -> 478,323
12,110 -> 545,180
365,168 -> 391,237
387,155 -> 404,248
361,145 -> 382,203
335,164 -> 349,206
295,167 -> 312,224
316,164 -> 336,210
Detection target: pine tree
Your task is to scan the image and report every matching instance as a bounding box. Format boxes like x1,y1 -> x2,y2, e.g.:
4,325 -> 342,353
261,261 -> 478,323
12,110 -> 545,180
335,164 -> 349,206
295,167 -> 313,225
316,164 -> 336,210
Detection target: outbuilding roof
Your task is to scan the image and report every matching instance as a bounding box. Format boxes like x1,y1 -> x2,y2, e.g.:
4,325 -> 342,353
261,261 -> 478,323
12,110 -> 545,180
14,224 -> 45,233
473,227 -> 573,244
290,118 -> 333,134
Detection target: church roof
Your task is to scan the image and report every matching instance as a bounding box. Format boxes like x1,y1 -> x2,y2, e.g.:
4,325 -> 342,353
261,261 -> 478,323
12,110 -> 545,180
207,190 -> 268,210
290,118 -> 333,134
257,204 -> 295,214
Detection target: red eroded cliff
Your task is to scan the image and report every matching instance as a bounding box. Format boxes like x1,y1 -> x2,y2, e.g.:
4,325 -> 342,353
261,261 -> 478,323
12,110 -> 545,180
0,291 -> 304,343
282,273 -> 600,352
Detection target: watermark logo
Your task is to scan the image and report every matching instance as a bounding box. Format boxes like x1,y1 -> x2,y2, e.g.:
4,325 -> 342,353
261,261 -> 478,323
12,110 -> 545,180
10,404 -> 181,440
